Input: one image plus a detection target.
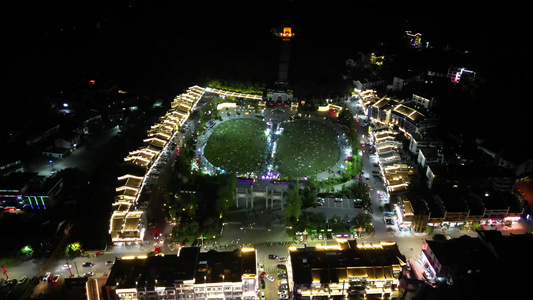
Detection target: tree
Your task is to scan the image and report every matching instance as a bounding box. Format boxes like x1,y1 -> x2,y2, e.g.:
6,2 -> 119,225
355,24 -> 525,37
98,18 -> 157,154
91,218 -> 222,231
433,233 -> 447,242
471,222 -> 481,231
216,173 -> 236,221
351,213 -> 373,232
301,183 -> 318,208
285,182 -> 302,223
20,245 -> 34,257
65,242 -> 82,256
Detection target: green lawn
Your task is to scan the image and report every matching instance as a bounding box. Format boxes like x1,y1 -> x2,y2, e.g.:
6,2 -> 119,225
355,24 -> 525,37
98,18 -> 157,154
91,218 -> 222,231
204,119 -> 267,173
275,120 -> 339,177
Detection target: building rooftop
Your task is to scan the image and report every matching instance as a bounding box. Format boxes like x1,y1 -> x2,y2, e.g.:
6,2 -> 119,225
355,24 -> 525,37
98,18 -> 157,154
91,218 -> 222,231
471,189 -> 509,211
434,187 -> 469,213
478,231 -> 533,267
0,171 -> 40,190
105,247 -> 256,291
195,248 -> 256,284
424,235 -> 496,273
105,248 -> 199,290
429,163 -> 516,181
401,192 -> 430,215
464,191 -> 485,217
289,241 -> 405,284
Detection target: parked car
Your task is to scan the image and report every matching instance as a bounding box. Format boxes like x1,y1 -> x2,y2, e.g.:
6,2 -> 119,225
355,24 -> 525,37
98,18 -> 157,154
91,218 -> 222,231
82,262 -> 94,267
51,275 -> 60,283
268,254 -> 278,260
278,257 -> 287,262
277,264 -> 286,269
266,274 -> 275,282
42,272 -> 52,281
19,276 -> 28,284
62,264 -> 71,270
7,279 -> 17,287
84,272 -> 94,277
105,260 -> 115,266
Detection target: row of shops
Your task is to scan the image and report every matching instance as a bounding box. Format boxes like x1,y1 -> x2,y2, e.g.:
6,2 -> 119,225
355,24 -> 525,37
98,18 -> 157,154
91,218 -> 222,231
109,86 -> 206,245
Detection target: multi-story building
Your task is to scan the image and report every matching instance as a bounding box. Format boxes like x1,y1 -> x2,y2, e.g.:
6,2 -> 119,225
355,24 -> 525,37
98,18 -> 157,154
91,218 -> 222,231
417,146 -> 444,168
425,163 -> 516,192
471,189 -> 523,226
288,240 -> 405,299
433,188 -> 470,227
0,171 -> 63,211
408,231 -> 532,299
406,186 -> 523,230
421,235 -> 496,286
394,199 -> 415,230
368,96 -> 434,138
447,67 -> 476,84
103,247 -> 257,300
353,76 -> 386,91
411,93 -> 437,111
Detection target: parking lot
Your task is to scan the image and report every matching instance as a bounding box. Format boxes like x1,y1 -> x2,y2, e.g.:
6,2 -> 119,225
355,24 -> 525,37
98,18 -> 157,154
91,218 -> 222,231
256,246 -> 291,300
306,197 -> 363,219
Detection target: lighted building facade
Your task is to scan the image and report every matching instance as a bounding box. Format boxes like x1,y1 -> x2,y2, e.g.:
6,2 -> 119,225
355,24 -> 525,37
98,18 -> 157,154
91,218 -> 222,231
288,240 -> 405,299
0,172 -> 63,211
103,247 -> 257,300
109,86 -> 205,245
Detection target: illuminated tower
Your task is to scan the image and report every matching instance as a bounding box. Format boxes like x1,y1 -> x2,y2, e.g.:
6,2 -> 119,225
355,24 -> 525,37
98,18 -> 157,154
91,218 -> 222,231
267,27 -> 295,105
277,27 -> 294,83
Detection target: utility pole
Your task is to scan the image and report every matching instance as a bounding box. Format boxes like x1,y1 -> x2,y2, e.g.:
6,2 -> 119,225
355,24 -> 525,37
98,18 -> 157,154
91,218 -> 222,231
74,262 -> 80,277
66,260 -> 73,277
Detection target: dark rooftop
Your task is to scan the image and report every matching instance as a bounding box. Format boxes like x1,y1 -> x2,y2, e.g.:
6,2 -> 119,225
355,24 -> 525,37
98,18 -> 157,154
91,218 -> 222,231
195,248 -> 256,284
105,247 -> 256,291
471,189 -> 509,211
434,187 -> 469,213
424,235 -> 496,270
289,240 -> 405,284
105,247 -> 199,289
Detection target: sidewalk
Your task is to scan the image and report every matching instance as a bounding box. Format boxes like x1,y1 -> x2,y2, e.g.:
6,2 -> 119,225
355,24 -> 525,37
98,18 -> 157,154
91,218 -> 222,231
480,222 -> 528,236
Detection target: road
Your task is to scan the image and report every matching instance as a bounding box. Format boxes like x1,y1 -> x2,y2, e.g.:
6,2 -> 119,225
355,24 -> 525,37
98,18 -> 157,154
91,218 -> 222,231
25,126 -> 122,177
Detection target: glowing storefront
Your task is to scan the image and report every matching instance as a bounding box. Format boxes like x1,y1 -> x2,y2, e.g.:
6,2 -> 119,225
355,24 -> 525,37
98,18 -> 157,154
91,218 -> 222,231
104,247 -> 257,300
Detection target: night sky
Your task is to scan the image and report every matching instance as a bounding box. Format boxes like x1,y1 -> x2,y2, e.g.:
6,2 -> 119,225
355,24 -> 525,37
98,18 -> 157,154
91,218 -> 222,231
2,1 -> 530,158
